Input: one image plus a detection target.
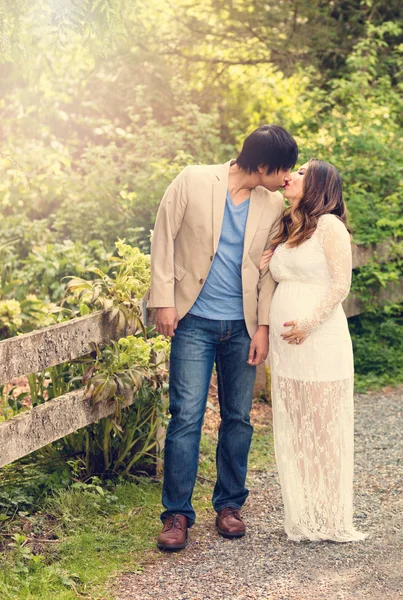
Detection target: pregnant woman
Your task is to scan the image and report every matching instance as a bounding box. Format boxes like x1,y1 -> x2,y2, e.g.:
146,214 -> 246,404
260,159 -> 367,542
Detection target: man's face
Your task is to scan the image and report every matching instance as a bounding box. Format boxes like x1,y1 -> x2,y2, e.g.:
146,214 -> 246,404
257,166 -> 291,192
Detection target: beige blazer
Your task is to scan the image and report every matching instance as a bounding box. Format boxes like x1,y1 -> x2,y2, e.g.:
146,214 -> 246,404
148,160 -> 284,338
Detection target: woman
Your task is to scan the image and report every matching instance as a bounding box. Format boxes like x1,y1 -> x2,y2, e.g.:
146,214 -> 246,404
260,159 -> 367,542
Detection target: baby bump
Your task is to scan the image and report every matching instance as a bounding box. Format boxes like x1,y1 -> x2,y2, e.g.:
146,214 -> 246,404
269,282 -> 353,381
269,281 -> 327,333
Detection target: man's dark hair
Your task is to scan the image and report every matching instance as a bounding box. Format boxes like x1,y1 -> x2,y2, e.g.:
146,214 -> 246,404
236,125 -> 298,174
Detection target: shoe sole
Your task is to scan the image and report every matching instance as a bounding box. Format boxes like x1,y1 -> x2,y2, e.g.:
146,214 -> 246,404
157,542 -> 187,551
157,531 -> 188,552
217,528 -> 246,539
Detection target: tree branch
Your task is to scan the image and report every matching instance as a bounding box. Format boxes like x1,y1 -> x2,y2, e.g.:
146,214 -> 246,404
161,49 -> 274,66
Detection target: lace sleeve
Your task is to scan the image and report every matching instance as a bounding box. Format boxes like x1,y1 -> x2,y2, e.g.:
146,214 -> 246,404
299,215 -> 352,334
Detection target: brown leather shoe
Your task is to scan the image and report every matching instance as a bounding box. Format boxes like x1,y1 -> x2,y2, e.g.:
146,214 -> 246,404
157,514 -> 188,551
216,507 -> 246,539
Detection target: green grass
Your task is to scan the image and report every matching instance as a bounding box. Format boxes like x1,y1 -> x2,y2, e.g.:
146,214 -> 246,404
0,418 -> 274,599
248,424 -> 275,476
0,479 -> 163,599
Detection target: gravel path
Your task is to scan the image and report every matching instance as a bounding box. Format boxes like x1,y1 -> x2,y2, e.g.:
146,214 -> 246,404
116,389 -> 403,600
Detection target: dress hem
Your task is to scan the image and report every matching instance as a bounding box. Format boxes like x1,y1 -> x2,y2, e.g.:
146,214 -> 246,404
285,530 -> 368,543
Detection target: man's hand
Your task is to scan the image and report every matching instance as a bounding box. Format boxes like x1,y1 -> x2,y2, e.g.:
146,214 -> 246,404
259,248 -> 274,272
247,325 -> 269,366
155,307 -> 179,337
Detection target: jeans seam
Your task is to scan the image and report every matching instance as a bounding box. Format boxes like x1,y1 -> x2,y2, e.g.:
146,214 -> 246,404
215,353 -> 225,487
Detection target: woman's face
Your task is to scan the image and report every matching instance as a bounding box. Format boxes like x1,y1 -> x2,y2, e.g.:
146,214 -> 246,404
283,162 -> 309,206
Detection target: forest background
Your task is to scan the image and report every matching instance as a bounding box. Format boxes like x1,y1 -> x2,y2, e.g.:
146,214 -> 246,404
0,2 -> 402,597
0,0 -> 402,388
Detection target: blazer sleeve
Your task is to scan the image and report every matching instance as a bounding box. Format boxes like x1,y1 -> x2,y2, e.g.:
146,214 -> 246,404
148,168 -> 189,308
256,195 -> 284,327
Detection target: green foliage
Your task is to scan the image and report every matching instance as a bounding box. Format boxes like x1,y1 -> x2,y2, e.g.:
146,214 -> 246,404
1,1 -> 401,252
65,333 -> 169,478
0,294 -> 56,340
0,473 -> 163,599
65,238 -> 150,327
22,239 -> 112,302
5,533 -> 46,579
62,241 -> 169,477
0,459 -> 71,515
1,2 -> 400,595
0,232 -> 114,339
0,417 -> 272,598
352,261 -> 401,301
351,240 -> 403,316
0,0 -> 401,492
1,241 -> 170,479
0,0 -> 124,63
0,298 -> 21,335
350,306 -> 403,392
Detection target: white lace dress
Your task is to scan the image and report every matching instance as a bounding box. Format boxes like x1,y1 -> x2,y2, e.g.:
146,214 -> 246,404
268,214 -> 367,542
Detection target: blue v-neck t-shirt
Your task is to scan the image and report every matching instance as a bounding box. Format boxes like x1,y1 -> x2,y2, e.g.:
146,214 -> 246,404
189,189 -> 250,320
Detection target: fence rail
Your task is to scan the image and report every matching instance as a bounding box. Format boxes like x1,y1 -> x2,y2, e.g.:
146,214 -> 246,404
0,311 -> 123,386
0,389 -> 135,468
0,311 -> 138,468
0,239 -> 401,470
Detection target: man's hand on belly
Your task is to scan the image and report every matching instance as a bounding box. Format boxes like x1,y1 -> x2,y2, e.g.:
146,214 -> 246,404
155,307 -> 179,337
247,325 -> 269,366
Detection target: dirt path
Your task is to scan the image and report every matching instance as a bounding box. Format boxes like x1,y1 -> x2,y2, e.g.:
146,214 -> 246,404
115,389 -> 403,600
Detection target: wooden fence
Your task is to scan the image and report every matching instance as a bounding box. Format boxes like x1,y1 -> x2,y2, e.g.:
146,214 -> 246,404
0,239 -> 401,470
0,310 -> 144,468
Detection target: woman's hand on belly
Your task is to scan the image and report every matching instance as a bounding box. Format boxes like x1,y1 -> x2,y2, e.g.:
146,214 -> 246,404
281,320 -> 308,345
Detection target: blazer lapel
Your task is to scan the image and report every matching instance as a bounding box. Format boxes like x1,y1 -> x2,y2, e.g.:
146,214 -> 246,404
212,161 -> 232,253
243,187 -> 266,259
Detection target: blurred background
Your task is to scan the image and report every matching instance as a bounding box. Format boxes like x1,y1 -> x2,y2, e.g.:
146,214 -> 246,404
0,0 -> 402,387
0,4 -> 402,597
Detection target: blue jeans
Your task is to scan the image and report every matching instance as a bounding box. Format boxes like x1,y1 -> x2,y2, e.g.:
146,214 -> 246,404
161,314 -> 256,527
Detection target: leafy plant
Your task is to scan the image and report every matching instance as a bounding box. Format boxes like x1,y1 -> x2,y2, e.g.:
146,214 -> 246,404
350,305 -> 403,392
7,533 -> 44,575
64,239 -> 150,328
61,333 -> 170,478
62,238 -> 170,476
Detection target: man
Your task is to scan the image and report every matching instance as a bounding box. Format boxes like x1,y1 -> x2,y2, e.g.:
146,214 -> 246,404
148,125 -> 298,551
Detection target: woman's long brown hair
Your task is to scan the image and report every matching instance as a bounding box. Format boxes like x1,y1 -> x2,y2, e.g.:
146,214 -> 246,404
271,159 -> 350,250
